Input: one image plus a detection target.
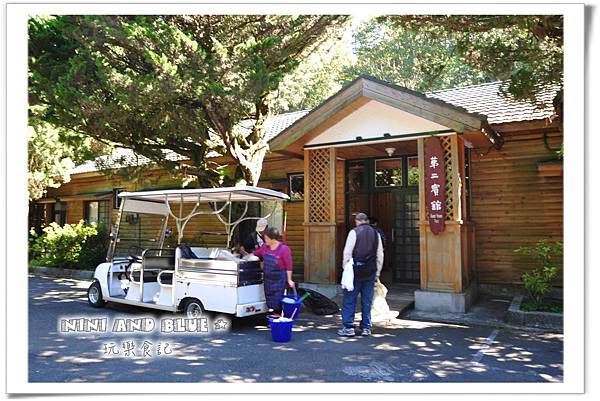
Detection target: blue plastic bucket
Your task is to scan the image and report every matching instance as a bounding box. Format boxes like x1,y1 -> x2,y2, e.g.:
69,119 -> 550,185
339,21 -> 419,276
268,317 -> 294,343
281,288 -> 302,319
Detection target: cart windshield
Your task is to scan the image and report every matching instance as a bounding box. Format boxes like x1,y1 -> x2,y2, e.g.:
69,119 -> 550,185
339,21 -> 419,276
112,211 -> 167,258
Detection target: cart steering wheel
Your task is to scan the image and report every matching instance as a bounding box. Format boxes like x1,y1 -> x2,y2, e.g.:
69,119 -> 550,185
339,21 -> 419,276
127,245 -> 144,262
124,245 -> 144,281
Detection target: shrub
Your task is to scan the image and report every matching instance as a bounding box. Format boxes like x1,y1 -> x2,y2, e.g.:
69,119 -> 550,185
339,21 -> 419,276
29,220 -> 109,270
514,239 -> 563,308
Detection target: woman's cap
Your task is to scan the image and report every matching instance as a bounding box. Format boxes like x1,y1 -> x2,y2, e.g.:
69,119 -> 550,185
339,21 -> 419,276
256,218 -> 268,232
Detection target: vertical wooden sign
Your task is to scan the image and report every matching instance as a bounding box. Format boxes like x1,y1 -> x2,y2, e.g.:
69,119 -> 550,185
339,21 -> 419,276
424,137 -> 446,234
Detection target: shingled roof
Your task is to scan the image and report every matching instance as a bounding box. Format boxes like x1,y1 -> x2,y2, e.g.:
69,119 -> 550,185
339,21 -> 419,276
70,79 -> 556,175
425,81 -> 558,125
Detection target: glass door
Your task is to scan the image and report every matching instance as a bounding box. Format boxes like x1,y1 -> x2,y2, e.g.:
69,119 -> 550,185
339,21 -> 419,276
392,191 -> 420,283
345,155 -> 420,283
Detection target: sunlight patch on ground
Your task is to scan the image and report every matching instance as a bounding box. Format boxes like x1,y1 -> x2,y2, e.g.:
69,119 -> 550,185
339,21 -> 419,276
37,350 -> 59,357
385,318 -> 467,330
539,373 -> 562,383
343,361 -> 396,382
272,345 -> 297,351
54,355 -> 104,364
372,342 -> 407,351
222,374 -> 255,383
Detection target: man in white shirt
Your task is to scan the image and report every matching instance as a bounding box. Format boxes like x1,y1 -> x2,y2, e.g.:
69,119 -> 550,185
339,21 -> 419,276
338,212 -> 384,337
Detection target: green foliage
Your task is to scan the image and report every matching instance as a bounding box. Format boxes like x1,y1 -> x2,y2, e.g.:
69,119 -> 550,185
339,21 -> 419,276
29,221 -> 109,270
27,120 -> 74,201
27,107 -> 106,201
270,37 -> 352,113
29,15 -> 349,186
342,18 -> 491,91
514,239 -> 563,307
408,167 -> 419,186
273,16 -> 493,113
382,16 -> 563,118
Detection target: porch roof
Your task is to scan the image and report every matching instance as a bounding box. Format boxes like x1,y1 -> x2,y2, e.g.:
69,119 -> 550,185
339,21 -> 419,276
268,75 -> 504,154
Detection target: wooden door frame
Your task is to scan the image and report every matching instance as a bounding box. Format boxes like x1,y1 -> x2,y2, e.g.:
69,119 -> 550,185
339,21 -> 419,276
343,155 -> 420,283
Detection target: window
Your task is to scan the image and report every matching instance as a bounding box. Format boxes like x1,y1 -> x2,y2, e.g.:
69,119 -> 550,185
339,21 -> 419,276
288,173 -> 304,201
374,158 -> 403,187
85,200 -> 110,229
52,202 -> 67,225
347,160 -> 367,192
407,156 -> 419,186
113,188 -> 126,209
30,203 -> 47,232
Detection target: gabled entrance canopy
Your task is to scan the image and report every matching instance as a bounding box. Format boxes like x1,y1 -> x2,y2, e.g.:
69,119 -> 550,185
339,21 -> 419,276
269,75 -> 502,157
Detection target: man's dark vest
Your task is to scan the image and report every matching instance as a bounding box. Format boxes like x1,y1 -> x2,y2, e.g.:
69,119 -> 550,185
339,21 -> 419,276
352,224 -> 378,280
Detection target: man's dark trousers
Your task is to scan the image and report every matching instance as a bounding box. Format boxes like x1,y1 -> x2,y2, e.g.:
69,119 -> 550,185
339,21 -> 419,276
341,273 -> 377,330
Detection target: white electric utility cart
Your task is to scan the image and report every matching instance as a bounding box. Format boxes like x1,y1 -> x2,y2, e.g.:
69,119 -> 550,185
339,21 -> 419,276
86,186 -> 289,318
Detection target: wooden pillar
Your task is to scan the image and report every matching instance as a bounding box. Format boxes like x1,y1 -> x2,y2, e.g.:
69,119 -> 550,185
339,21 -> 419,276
418,134 -> 472,294
303,147 -> 337,284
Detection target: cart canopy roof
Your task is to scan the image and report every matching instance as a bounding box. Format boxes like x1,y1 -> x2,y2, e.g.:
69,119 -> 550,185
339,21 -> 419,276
118,186 -> 290,203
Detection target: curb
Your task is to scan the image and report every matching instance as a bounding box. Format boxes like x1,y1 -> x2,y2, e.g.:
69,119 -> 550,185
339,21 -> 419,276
506,295 -> 563,332
29,266 -> 94,281
400,307 -> 562,334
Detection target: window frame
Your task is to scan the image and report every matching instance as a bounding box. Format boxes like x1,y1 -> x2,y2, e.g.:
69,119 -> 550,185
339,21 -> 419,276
406,155 -> 419,187
52,202 -> 67,226
84,200 -> 110,229
374,157 -> 404,188
287,172 -> 305,202
113,188 -> 126,209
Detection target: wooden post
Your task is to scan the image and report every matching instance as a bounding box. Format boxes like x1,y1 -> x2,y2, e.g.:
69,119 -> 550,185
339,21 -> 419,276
418,133 -> 471,294
303,147 -> 337,284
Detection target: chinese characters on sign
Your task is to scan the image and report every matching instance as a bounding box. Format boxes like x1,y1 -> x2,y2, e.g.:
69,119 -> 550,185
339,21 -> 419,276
424,137 -> 446,234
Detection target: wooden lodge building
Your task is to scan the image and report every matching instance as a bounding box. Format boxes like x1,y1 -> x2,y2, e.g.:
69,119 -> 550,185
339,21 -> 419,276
31,76 -> 563,312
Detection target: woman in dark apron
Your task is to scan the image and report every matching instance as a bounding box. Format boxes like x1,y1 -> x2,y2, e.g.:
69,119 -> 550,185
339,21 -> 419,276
251,227 -> 294,314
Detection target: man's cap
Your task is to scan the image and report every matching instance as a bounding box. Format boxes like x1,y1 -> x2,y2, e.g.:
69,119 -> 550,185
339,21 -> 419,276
355,212 -> 369,222
256,218 -> 268,232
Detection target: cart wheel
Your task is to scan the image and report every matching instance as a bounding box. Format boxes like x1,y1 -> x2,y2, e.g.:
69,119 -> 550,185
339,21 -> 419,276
87,280 -> 106,308
183,298 -> 205,319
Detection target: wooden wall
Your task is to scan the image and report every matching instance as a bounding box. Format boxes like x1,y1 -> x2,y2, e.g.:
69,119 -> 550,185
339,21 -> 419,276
41,156 -> 307,270
470,130 -> 563,285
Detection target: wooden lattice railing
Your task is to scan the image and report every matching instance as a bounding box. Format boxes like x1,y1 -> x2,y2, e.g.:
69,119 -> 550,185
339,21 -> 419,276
308,148 -> 331,223
440,135 -> 456,221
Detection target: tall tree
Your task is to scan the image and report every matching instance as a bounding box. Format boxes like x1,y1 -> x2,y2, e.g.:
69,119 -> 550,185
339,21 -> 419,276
271,17 -> 494,114
270,36 -> 352,113
341,18 -> 492,91
28,105 -> 106,200
29,15 -> 349,186
382,15 -> 563,120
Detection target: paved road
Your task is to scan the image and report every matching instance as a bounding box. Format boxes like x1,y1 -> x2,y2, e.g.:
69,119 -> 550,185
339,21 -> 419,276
28,276 -> 563,383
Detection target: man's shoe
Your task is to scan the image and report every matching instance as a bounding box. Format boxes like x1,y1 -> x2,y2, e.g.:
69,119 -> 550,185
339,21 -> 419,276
360,328 -> 371,337
337,327 -> 356,337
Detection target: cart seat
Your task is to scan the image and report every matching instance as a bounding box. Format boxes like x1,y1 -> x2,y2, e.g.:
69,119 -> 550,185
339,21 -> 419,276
131,270 -> 160,282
